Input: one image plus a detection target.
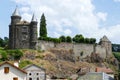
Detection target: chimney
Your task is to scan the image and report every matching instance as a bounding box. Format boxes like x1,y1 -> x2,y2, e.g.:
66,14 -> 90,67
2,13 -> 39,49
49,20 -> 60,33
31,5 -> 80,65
14,62 -> 19,67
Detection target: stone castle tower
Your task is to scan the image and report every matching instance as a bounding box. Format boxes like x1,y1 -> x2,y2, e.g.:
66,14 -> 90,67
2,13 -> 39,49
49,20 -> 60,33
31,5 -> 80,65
99,35 -> 112,58
9,7 -> 37,49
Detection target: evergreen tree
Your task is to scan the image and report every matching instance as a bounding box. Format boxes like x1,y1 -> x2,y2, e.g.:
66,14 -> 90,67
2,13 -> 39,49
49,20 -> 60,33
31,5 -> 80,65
40,13 -> 47,37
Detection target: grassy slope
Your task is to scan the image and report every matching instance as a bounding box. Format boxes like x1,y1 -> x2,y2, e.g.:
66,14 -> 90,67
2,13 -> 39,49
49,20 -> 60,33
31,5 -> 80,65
0,47 -> 118,78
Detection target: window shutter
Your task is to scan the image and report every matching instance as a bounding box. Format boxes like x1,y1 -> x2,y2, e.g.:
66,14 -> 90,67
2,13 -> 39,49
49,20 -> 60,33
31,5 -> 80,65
4,67 -> 9,73
13,77 -> 18,80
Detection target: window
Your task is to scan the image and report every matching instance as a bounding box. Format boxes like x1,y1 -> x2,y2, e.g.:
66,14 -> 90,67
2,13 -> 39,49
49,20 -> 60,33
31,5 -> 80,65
4,67 -> 9,73
22,35 -> 28,41
13,77 -> 18,80
29,73 -> 32,75
22,26 -> 27,32
36,73 -> 39,75
29,78 -> 32,80
37,77 -> 39,80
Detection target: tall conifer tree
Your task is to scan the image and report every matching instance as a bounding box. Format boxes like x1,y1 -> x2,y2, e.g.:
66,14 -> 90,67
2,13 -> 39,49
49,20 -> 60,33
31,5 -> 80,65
40,13 -> 47,37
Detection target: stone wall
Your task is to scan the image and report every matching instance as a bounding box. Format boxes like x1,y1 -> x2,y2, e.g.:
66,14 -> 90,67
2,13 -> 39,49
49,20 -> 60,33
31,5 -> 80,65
55,42 -> 73,50
36,40 -> 111,60
73,43 -> 94,59
37,40 -> 55,50
95,45 -> 106,59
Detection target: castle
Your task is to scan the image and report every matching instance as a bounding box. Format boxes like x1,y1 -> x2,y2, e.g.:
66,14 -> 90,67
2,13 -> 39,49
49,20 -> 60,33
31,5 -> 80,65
9,7 -> 112,59
9,7 -> 37,49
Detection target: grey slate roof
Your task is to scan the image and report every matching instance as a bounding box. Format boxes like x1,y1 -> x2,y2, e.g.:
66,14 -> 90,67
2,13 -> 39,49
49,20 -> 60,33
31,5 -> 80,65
77,72 -> 114,80
100,35 -> 110,42
23,64 -> 45,71
31,14 -> 37,22
12,6 -> 20,16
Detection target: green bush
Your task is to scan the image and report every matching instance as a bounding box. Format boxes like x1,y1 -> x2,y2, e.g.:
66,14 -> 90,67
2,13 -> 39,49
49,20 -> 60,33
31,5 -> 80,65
7,49 -> 23,60
19,60 -> 32,68
38,37 -> 61,43
0,50 -> 8,61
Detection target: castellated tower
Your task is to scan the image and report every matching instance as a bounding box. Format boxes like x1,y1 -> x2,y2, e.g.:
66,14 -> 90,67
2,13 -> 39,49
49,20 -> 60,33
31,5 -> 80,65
29,14 -> 37,49
9,7 -> 37,49
99,35 -> 112,58
9,7 -> 22,49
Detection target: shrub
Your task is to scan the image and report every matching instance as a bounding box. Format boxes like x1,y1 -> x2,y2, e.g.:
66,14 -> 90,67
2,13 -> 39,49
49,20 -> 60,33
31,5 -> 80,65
0,50 -> 8,61
7,49 -> 23,60
19,60 -> 32,68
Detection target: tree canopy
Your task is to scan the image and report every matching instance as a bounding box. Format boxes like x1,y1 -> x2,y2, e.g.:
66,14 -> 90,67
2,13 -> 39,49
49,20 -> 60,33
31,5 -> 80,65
73,34 -> 96,44
40,13 -> 47,37
0,37 -> 9,47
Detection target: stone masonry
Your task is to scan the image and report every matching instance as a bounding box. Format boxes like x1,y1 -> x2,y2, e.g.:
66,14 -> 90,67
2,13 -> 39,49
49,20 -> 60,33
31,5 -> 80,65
9,7 -> 37,49
37,36 -> 112,60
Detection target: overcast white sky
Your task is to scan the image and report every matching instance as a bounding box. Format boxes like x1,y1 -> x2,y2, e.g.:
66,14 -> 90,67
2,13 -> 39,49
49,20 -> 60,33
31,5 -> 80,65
1,0 -> 120,44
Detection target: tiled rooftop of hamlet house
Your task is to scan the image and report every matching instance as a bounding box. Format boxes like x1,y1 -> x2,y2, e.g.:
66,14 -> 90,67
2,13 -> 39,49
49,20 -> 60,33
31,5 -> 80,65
95,67 -> 114,74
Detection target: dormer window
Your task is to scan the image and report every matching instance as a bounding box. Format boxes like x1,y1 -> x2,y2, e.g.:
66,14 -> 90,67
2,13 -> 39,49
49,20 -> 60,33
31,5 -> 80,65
4,67 -> 9,73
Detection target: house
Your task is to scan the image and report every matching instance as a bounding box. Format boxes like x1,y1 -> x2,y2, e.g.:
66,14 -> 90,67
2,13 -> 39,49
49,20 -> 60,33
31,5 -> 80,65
23,64 -> 46,80
0,61 -> 27,80
95,67 -> 114,78
77,72 -> 114,80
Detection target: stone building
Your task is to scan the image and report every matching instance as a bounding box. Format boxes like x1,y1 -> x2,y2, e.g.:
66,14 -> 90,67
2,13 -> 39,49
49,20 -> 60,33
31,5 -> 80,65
9,7 -> 37,49
23,64 -> 46,80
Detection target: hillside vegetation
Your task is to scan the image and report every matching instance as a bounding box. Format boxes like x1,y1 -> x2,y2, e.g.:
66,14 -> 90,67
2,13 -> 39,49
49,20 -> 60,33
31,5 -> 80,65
0,47 -> 118,78
113,52 -> 120,61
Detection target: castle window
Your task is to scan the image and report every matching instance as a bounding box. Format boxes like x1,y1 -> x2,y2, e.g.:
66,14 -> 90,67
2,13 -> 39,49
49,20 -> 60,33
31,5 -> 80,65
13,77 -> 18,80
22,26 -> 27,32
4,67 -> 9,73
22,35 -> 28,41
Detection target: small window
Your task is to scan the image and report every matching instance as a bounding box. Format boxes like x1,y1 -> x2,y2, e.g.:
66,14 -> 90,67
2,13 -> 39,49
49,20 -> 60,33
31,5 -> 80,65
13,77 -> 18,80
29,78 -> 32,80
36,73 -> 39,75
37,77 -> 39,80
4,67 -> 9,73
29,73 -> 32,75
22,26 -> 27,32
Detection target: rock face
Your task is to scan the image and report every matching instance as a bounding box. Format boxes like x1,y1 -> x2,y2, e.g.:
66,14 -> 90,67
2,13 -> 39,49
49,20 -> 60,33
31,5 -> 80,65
49,49 -> 75,62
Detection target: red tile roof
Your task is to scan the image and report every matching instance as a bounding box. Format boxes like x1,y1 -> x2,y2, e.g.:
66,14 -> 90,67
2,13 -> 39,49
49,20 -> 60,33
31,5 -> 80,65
95,67 -> 114,74
0,61 -> 27,74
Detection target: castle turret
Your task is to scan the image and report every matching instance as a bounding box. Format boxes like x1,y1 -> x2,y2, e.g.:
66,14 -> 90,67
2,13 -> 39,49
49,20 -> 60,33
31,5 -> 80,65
9,7 -> 21,49
99,35 -> 112,58
29,14 -> 38,49
11,6 -> 21,24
